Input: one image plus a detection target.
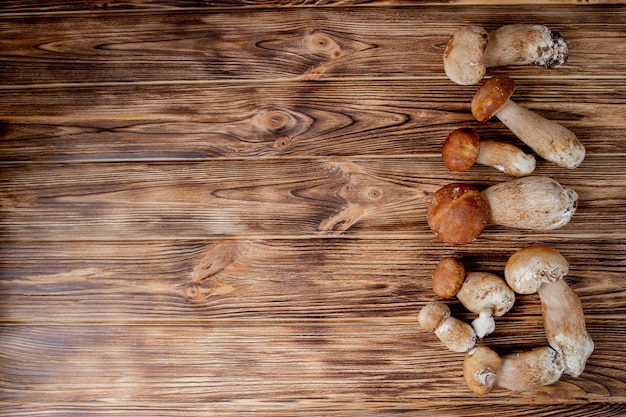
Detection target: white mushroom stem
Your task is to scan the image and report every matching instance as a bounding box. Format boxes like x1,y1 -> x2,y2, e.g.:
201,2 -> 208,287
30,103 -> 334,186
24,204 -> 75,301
495,346 -> 564,392
538,278 -> 595,377
481,24 -> 568,68
493,99 -> 585,169
456,272 -> 516,338
476,140 -> 536,177
481,176 -> 578,230
418,302 -> 477,353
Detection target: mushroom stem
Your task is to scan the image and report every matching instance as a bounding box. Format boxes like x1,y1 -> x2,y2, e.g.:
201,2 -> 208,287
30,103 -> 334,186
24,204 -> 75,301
494,346 -> 564,392
475,140 -> 536,177
538,278 -> 594,377
481,24 -> 568,68
481,176 -> 578,230
495,99 -> 585,169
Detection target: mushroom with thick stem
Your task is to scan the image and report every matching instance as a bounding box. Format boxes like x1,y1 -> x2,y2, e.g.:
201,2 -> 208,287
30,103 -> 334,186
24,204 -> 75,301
432,257 -> 515,338
444,24 -> 568,85
471,76 -> 585,169
504,246 -> 594,377
427,176 -> 578,245
442,127 -> 536,177
418,301 -> 477,353
464,345 -> 502,395
494,346 -> 564,392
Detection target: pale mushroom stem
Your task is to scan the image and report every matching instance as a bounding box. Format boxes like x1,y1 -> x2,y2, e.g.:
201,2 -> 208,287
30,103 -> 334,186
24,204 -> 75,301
494,99 -> 585,169
537,278 -> 594,377
476,140 -> 536,177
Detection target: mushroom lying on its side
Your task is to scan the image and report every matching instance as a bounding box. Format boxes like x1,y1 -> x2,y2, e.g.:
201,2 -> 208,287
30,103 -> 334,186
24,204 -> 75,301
427,176 -> 578,245
418,301 -> 477,353
504,246 -> 594,377
472,76 -> 585,169
444,24 -> 568,85
442,128 -> 536,177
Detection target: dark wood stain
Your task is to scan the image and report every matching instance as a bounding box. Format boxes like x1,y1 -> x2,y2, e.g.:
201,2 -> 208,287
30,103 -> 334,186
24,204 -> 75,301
1,2 -> 625,416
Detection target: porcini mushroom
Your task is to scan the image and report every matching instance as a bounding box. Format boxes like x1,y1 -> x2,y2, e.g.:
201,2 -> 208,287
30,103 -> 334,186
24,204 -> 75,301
432,257 -> 515,338
444,24 -> 568,85
427,183 -> 489,246
442,127 -> 536,177
504,246 -> 594,377
481,176 -> 578,230
464,345 -> 502,395
428,176 -> 578,245
494,346 -> 564,392
471,76 -> 585,169
418,301 -> 477,353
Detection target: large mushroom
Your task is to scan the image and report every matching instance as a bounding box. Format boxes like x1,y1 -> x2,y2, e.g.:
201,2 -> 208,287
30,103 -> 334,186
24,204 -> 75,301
432,257 -> 515,338
444,24 -> 568,85
442,127 -> 536,177
471,76 -> 585,169
504,246 -> 594,377
427,176 -> 578,245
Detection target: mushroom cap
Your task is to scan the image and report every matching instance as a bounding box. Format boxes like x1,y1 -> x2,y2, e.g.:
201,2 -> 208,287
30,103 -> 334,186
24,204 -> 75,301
464,345 -> 502,395
418,301 -> 451,333
427,183 -> 490,246
471,76 -> 516,122
504,246 -> 570,294
457,272 -> 516,317
442,128 -> 481,172
432,257 -> 467,299
443,25 -> 489,85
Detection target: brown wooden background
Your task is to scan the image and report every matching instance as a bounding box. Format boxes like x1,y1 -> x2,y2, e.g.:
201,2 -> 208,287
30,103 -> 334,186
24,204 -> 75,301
1,1 -> 625,415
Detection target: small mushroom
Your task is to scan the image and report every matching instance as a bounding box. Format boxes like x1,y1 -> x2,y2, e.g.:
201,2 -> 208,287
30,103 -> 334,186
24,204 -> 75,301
427,176 -> 578,245
432,258 -> 515,338
471,76 -> 585,169
464,345 -> 502,395
444,24 -> 568,85
494,346 -> 564,392
504,246 -> 594,377
442,127 -> 536,177
418,301 -> 477,353
481,176 -> 578,230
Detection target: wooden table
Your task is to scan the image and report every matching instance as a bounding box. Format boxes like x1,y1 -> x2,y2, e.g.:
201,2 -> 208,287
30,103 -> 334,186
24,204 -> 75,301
1,2 -> 625,415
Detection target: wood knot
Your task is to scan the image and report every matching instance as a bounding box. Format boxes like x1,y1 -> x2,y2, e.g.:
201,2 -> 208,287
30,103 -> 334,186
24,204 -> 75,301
255,109 -> 296,135
274,135 -> 292,151
366,187 -> 383,201
303,32 -> 341,59
185,282 -> 206,302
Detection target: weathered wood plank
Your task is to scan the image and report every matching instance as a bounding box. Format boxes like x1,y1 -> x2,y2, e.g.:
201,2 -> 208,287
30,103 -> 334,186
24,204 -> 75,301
2,0 -> 623,15
0,322 -> 623,409
0,239 -> 621,322
0,6 -> 624,86
1,156 -> 624,241
0,79 -> 624,162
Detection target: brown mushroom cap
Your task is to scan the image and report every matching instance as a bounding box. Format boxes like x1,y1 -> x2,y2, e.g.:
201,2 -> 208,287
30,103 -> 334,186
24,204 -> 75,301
418,301 -> 451,333
443,25 -> 489,85
471,76 -> 516,122
432,257 -> 467,299
427,183 -> 490,246
442,128 -> 481,172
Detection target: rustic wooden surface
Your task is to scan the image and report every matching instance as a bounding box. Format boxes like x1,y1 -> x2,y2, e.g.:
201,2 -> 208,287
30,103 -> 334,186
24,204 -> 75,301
1,2 -> 625,416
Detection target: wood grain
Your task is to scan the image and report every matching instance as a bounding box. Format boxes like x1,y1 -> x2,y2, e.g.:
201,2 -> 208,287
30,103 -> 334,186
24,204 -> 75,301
0,6 -> 624,85
1,79 -> 624,162
1,3 -> 625,415
1,156 -> 625,241
0,239 -> 621,323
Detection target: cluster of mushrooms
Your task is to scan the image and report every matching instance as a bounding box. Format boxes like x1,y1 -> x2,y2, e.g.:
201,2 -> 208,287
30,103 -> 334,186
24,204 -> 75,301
418,24 -> 594,395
